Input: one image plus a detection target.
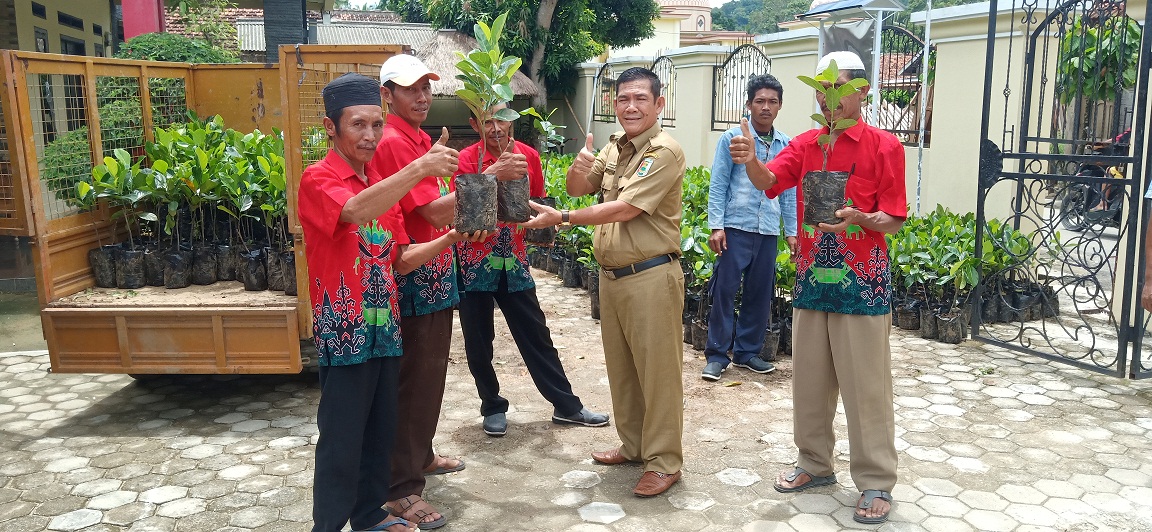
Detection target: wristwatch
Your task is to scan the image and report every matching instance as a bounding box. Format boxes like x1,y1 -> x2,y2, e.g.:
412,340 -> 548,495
560,210 -> 572,227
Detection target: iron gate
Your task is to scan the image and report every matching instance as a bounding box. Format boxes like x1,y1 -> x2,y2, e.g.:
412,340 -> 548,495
650,56 -> 676,128
711,44 -> 770,131
974,0 -> 1152,378
591,63 -> 615,124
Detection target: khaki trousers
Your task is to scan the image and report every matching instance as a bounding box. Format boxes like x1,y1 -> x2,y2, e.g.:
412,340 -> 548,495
792,308 -> 898,492
598,261 -> 685,474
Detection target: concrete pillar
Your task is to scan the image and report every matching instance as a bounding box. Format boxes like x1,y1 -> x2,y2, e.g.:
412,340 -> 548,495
264,0 -> 308,63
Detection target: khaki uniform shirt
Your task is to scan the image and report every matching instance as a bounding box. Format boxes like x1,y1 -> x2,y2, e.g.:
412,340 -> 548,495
586,124 -> 686,269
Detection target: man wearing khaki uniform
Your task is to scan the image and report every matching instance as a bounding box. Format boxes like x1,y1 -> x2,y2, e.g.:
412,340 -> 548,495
523,67 -> 686,497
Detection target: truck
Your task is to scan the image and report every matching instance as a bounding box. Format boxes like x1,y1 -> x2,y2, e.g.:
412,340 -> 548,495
0,45 -> 407,375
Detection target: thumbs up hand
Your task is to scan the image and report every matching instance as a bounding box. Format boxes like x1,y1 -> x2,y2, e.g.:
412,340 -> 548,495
421,127 -> 460,177
729,118 -> 755,164
490,133 -> 528,181
571,133 -> 597,178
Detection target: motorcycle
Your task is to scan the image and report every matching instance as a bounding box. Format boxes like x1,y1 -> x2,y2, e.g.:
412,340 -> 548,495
1058,132 -> 1130,232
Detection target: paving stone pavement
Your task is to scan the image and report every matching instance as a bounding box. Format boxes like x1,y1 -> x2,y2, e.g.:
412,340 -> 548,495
4,272 -> 1152,531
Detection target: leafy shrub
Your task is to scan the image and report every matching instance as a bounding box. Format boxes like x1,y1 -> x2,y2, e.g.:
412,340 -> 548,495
115,33 -> 240,64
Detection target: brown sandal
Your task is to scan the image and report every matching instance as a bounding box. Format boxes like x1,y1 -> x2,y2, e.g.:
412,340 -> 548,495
386,495 -> 447,530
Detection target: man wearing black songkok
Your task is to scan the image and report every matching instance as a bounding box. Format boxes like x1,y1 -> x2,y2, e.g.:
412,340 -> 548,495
299,72 -> 483,532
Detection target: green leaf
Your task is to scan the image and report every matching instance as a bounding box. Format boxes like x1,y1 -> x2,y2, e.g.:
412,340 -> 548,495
456,89 -> 482,107
797,75 -> 826,93
818,134 -> 831,145
493,107 -> 520,121
810,113 -> 830,126
833,119 -> 857,130
494,84 -> 514,102
114,148 -> 132,173
490,12 -> 507,43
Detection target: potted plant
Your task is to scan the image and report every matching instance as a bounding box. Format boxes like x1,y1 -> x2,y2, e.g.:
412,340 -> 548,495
522,106 -> 566,246
795,60 -> 869,226
81,148 -> 151,289
454,12 -> 522,232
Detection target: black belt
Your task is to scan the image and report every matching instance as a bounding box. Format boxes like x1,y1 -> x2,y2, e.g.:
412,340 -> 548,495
604,253 -> 677,280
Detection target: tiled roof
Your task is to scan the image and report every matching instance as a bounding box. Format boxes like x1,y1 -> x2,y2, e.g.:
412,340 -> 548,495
163,8 -> 402,46
236,20 -> 436,52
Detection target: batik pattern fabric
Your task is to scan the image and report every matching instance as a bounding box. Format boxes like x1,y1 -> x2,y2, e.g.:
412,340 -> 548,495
455,223 -> 534,293
396,248 -> 459,317
765,121 -> 908,317
312,219 -> 404,365
298,150 -> 407,367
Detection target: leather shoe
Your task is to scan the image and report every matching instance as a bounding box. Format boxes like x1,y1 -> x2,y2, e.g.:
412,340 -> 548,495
552,408 -> 610,427
482,412 -> 507,437
633,470 -> 681,497
591,448 -> 635,465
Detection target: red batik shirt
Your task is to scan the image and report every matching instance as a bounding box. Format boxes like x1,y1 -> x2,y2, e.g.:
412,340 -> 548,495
298,150 -> 408,366
766,121 -> 907,316
369,114 -> 460,317
452,140 -> 545,293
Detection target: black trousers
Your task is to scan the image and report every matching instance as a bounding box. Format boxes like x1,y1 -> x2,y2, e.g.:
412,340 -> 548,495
312,356 -> 399,532
458,282 -> 584,417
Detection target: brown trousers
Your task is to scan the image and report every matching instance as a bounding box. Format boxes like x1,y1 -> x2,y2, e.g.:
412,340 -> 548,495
389,309 -> 453,500
792,308 -> 898,492
599,261 -> 685,474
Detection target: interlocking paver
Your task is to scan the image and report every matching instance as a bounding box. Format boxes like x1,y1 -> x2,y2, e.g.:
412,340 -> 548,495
7,274 -> 1152,530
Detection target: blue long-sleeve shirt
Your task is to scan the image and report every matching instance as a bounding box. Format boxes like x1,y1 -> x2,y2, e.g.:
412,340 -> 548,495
708,126 -> 797,236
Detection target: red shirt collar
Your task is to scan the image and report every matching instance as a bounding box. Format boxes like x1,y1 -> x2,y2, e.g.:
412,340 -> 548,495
822,119 -> 866,142
323,148 -> 378,186
385,113 -> 430,148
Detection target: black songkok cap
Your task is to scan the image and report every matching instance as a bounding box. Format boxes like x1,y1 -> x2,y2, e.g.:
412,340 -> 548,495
322,73 -> 381,116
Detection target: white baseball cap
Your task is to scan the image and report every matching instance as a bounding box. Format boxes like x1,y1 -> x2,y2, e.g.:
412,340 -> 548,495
816,51 -> 866,73
379,54 -> 440,87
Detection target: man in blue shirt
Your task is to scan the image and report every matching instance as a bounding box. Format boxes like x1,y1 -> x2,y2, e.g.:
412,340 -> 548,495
702,74 -> 798,381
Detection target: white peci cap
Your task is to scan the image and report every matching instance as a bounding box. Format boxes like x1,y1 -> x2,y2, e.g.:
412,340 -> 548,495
816,51 -> 866,73
379,54 -> 440,87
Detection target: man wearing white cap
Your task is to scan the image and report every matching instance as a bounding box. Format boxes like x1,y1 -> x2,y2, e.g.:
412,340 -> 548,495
369,53 -> 460,530
730,50 -> 905,524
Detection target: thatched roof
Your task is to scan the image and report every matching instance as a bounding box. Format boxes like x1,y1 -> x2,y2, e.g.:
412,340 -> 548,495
416,30 -> 539,98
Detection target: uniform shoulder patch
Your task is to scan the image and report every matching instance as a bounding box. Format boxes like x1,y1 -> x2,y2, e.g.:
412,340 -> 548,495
636,156 -> 656,177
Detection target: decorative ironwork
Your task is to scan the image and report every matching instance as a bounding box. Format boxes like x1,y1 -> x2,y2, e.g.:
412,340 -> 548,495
875,25 -> 933,146
591,64 -> 615,124
711,44 -> 770,131
973,0 -> 1150,378
650,56 -> 676,128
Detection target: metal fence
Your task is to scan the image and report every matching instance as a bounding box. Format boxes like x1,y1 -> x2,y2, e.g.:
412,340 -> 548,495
592,63 -> 616,124
874,26 -> 934,147
711,44 -> 771,131
651,56 -> 676,128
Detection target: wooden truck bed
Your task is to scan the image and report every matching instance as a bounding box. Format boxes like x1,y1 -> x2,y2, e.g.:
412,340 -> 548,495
43,284 -> 303,374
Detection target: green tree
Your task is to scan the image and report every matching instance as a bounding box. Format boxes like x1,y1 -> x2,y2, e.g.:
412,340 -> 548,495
423,0 -> 660,108
712,0 -> 983,35
375,0 -> 427,21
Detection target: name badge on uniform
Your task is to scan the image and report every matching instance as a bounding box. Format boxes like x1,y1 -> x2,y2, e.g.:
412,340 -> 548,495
636,156 -> 656,177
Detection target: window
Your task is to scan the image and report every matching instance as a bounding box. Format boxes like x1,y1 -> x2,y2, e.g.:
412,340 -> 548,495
34,27 -> 49,53
31,2 -> 46,19
93,24 -> 103,36
57,11 -> 84,31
